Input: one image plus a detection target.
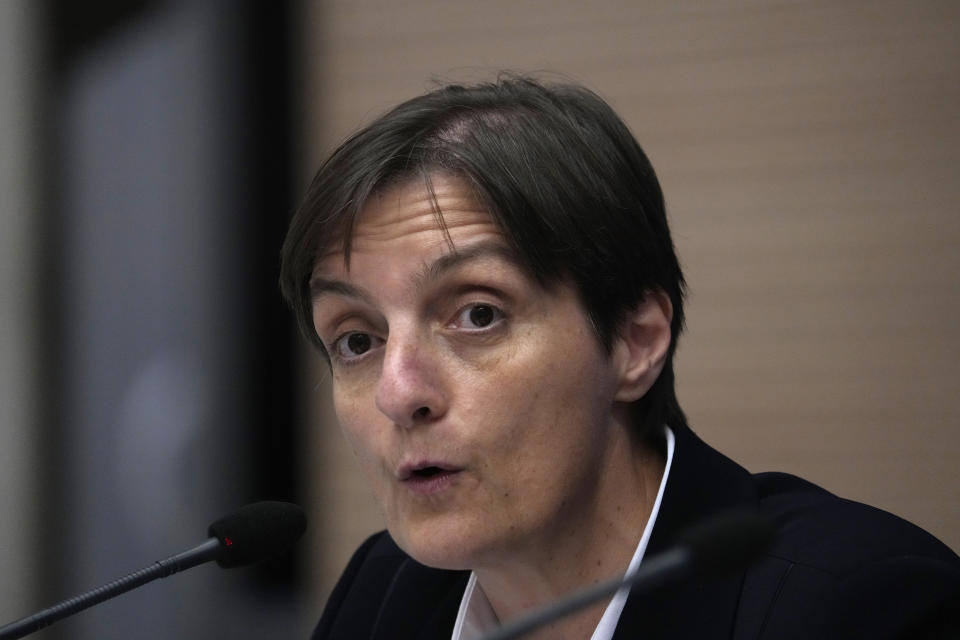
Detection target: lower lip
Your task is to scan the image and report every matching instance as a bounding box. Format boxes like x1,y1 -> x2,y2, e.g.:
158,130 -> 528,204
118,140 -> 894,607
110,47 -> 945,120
402,470 -> 461,496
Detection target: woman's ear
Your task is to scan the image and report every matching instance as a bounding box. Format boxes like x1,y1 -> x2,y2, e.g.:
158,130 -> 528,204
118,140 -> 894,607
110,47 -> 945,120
613,290 -> 673,403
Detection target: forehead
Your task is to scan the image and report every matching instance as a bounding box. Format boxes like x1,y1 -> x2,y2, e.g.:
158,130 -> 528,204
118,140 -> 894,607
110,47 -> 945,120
312,174 -> 503,276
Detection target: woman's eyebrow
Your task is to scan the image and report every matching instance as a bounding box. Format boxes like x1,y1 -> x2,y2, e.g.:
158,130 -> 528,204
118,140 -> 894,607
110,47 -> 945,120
309,278 -> 373,305
309,241 -> 522,304
416,241 -> 522,288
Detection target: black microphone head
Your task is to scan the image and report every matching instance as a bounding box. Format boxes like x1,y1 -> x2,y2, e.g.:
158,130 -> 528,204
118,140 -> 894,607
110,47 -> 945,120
677,509 -> 776,576
207,501 -> 307,569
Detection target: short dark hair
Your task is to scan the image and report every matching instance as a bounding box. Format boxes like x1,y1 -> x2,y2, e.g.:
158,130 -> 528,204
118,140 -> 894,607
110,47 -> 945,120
280,75 -> 687,440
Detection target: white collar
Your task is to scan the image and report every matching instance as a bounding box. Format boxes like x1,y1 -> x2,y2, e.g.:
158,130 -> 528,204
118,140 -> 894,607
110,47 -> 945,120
451,425 -> 676,640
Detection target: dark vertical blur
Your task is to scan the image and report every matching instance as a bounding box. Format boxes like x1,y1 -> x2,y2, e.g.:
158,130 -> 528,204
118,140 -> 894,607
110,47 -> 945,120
37,1 -> 300,638
236,0 -> 299,534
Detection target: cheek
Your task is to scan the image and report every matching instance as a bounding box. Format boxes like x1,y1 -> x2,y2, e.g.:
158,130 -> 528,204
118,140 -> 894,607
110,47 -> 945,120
468,342 -> 611,468
332,385 -> 383,468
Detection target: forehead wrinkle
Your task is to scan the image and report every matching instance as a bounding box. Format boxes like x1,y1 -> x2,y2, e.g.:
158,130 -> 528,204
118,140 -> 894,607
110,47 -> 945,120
356,179 -> 445,240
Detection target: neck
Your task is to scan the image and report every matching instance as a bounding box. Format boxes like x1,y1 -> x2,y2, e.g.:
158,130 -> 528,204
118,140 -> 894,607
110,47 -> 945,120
475,425 -> 666,639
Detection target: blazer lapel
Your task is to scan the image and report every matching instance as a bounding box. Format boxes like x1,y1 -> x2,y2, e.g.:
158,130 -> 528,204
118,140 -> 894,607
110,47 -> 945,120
613,425 -> 760,639
369,558 -> 469,640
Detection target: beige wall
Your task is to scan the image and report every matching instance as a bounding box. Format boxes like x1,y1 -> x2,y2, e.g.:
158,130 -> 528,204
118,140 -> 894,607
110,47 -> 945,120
294,0 -> 960,618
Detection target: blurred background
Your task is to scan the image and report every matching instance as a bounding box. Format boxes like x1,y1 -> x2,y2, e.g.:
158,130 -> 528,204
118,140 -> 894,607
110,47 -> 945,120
1,1 -> 957,638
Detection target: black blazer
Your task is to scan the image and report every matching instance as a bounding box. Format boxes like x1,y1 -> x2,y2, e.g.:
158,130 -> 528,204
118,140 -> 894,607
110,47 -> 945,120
312,425 -> 960,639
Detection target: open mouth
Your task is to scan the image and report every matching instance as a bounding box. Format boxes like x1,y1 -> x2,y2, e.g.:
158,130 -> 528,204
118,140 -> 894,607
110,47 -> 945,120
400,463 -> 462,494
399,461 -> 460,480
411,466 -> 447,478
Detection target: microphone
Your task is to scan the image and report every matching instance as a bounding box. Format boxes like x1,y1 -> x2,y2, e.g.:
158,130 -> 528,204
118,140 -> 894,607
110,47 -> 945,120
479,509 -> 775,640
0,501 -> 307,640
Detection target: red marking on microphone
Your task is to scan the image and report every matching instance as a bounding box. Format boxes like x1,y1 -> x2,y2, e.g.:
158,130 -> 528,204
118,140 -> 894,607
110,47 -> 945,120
225,537 -> 233,546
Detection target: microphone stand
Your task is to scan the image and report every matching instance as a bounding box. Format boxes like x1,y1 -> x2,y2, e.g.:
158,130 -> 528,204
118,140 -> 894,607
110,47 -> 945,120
479,548 -> 690,640
0,539 -> 221,640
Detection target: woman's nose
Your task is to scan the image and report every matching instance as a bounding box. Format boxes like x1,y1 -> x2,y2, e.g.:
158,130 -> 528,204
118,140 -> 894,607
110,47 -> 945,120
374,330 -> 447,428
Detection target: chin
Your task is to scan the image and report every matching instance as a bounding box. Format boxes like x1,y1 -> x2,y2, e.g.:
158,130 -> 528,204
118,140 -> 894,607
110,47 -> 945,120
389,519 -> 490,571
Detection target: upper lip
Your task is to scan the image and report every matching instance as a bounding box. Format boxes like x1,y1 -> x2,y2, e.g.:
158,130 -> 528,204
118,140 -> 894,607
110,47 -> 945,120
397,460 -> 463,481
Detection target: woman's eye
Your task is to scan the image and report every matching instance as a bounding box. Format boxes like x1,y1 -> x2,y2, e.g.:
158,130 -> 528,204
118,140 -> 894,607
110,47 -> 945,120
333,332 -> 379,359
455,303 -> 504,330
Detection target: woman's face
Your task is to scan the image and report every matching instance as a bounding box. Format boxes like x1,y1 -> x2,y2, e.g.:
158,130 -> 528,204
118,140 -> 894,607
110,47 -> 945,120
310,174 -> 626,570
